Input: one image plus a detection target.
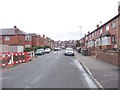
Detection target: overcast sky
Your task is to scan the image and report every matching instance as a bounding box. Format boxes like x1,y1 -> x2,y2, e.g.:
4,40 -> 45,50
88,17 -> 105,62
0,0 -> 119,41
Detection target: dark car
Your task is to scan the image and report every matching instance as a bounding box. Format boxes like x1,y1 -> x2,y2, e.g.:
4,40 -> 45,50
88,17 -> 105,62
35,49 -> 45,55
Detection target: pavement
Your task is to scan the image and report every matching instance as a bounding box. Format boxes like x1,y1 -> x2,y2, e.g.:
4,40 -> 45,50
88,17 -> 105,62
75,51 -> 119,89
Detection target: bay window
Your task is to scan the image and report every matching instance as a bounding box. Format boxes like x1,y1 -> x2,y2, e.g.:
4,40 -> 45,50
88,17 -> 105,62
102,36 -> 111,45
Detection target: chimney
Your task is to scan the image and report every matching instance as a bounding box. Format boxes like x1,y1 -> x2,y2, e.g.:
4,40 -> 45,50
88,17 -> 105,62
14,25 -> 17,28
88,31 -> 90,34
43,34 -> 45,38
96,24 -> 99,28
118,1 -> 120,14
39,35 -> 41,37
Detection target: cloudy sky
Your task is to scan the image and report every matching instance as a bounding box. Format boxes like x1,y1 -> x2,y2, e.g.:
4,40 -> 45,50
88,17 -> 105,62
0,0 -> 119,41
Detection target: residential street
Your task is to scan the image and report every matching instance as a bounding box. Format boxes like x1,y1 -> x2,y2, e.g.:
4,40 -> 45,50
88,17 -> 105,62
2,50 -> 99,88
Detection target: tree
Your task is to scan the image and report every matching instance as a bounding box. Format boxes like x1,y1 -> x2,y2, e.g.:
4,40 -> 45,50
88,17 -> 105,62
76,40 -> 81,47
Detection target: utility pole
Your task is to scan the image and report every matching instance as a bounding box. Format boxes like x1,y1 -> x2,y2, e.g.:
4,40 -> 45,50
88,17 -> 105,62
79,26 -> 82,39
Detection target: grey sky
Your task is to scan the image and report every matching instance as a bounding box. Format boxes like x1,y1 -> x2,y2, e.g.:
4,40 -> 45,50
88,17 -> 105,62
0,0 -> 119,41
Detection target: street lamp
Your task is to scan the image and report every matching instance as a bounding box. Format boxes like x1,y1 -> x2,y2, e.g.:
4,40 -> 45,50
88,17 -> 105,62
79,26 -> 82,39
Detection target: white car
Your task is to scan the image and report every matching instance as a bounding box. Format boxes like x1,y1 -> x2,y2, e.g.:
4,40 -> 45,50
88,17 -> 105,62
45,48 -> 51,53
35,49 -> 45,55
64,48 -> 74,56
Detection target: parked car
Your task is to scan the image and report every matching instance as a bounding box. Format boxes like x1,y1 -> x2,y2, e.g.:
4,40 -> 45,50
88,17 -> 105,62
76,47 -> 81,53
35,49 -> 45,55
45,48 -> 51,53
64,47 -> 74,56
54,47 -> 59,51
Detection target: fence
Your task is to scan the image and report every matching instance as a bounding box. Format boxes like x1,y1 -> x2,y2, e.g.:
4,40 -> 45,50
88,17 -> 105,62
0,51 -> 35,67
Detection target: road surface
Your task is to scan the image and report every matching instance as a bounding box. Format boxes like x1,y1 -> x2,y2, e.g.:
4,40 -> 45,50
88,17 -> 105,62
2,50 -> 99,88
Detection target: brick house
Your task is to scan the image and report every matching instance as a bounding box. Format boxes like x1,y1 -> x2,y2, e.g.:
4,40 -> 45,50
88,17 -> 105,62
81,12 -> 120,51
28,33 -> 40,47
28,33 -> 50,47
79,2 -> 120,66
0,26 -> 32,48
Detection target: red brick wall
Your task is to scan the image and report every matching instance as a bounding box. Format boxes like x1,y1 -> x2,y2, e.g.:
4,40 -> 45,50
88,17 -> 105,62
2,35 -> 25,45
96,51 -> 118,66
32,36 -> 39,47
39,37 -> 44,46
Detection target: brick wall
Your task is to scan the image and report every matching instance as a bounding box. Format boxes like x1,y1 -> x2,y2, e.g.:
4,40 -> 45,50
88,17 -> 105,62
96,51 -> 118,66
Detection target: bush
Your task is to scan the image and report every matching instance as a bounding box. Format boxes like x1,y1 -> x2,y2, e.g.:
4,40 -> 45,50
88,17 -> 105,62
24,46 -> 50,52
24,47 -> 32,52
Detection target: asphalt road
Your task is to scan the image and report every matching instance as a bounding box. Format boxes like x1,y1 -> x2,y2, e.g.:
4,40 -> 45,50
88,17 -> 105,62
2,50 -> 99,88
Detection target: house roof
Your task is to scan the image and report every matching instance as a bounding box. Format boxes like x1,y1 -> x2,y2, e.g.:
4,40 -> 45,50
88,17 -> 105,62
0,28 -> 26,35
28,33 -> 38,36
86,13 -> 120,36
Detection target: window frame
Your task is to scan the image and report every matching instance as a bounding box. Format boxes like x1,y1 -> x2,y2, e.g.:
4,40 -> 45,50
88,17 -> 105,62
106,24 -> 109,31
4,36 -> 10,41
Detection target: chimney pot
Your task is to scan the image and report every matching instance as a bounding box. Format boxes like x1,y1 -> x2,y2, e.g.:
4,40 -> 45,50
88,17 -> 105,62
88,31 -> 90,34
14,26 -> 17,28
96,24 -> 99,28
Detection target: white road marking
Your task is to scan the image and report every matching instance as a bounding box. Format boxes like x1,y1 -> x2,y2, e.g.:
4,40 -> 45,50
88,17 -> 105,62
57,57 -> 59,59
53,52 -> 57,53
74,59 -> 97,88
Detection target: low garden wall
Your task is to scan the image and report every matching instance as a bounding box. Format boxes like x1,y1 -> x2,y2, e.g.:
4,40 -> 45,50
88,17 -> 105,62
96,50 -> 118,66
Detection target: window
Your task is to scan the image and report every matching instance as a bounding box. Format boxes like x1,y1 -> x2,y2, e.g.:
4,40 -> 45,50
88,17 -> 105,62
100,28 -> 102,34
28,36 -> 32,41
4,36 -> 10,41
25,45 -> 31,48
106,25 -> 109,31
112,21 -> 116,28
95,38 -> 99,46
96,30 -> 99,35
92,33 -> 94,37
112,35 -> 116,43
88,41 -> 94,47
25,36 -> 27,41
102,36 -> 111,45
25,36 -> 32,41
85,36 -> 88,41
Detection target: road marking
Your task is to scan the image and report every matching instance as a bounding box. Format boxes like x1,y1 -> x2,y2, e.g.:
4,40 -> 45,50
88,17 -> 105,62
53,52 -> 57,53
74,59 -> 98,88
57,57 -> 59,59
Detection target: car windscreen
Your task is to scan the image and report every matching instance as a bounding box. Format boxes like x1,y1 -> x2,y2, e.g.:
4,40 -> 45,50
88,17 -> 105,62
66,48 -> 73,51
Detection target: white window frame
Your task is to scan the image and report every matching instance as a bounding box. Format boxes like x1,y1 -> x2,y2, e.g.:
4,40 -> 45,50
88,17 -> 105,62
92,33 -> 94,37
25,35 -> 32,41
95,38 -> 100,46
100,28 -> 102,34
102,36 -> 111,45
4,36 -> 10,41
25,36 -> 28,41
85,36 -> 88,41
112,21 -> 116,29
106,25 -> 109,31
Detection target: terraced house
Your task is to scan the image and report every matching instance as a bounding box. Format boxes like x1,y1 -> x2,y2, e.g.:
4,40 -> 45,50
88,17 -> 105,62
81,3 -> 120,52
0,26 -> 32,48
79,2 -> 120,66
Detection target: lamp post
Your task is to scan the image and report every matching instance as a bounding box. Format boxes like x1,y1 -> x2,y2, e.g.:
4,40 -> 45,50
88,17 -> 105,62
79,26 -> 82,39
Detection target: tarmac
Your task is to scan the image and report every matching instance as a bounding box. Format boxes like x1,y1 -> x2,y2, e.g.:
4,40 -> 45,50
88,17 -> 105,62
75,51 -> 119,89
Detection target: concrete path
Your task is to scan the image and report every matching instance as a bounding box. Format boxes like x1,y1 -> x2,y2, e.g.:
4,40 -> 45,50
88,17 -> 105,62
75,52 -> 119,89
